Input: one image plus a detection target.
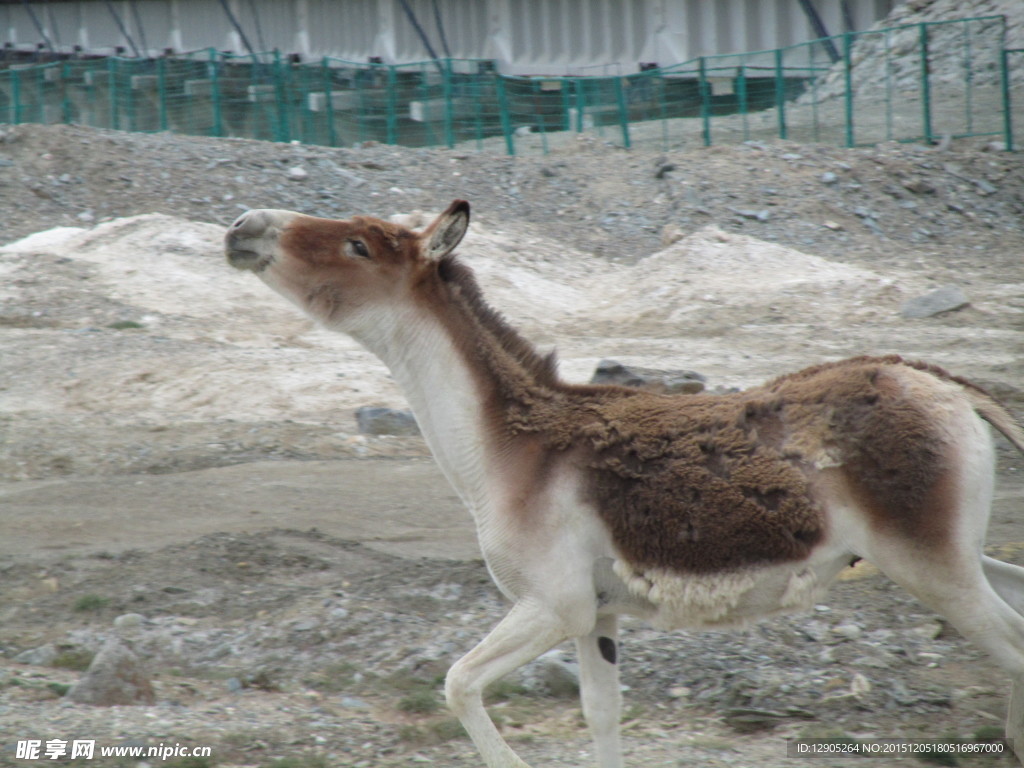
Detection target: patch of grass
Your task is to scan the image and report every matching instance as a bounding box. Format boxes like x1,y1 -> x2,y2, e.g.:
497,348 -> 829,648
164,758 -> 217,768
52,649 -> 95,671
397,717 -> 466,745
46,682 -> 71,697
107,320 -> 145,330
427,717 -> 466,743
621,703 -> 646,723
261,756 -> 328,768
73,593 -> 111,612
386,667 -> 445,693
303,661 -> 363,693
973,725 -> 1006,743
397,689 -> 441,715
485,679 -> 529,703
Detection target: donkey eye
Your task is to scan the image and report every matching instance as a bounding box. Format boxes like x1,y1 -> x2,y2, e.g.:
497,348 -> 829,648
350,240 -> 370,258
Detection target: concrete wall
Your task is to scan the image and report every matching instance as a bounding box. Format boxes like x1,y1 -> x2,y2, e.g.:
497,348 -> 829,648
4,0 -> 895,73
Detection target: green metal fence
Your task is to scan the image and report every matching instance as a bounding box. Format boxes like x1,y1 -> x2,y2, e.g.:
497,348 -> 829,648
0,15 -> 1018,155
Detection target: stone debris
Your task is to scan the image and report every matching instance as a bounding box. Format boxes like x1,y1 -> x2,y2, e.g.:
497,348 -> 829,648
65,637 -> 155,706
590,359 -> 706,394
899,285 -> 970,318
355,406 -> 421,436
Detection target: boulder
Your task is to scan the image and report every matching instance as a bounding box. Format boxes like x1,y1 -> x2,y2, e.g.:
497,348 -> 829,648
65,638 -> 155,706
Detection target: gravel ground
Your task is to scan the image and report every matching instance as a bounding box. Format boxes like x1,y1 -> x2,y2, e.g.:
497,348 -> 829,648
0,121 -> 1022,768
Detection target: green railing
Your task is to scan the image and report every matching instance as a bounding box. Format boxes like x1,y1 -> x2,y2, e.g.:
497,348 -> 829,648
0,15 -> 1017,155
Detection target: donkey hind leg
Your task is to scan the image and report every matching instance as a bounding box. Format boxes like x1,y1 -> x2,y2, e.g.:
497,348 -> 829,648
445,600 -> 573,768
870,545 -> 1024,764
984,557 -> 1024,617
575,614 -> 623,768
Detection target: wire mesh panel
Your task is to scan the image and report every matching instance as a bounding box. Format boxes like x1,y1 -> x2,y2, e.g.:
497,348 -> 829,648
0,64 -> 63,125
500,76 -> 584,155
922,16 -> 1008,143
1007,49 -> 1024,152
216,51 -> 288,143
160,51 -> 223,137
0,16 -> 1017,156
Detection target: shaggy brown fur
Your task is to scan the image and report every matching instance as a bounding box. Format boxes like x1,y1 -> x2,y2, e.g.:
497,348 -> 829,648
432,258 -> 1010,575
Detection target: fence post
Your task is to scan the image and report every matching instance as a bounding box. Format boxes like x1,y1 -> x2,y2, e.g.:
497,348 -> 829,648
698,56 -> 711,146
386,65 -> 398,144
442,59 -> 455,148
842,32 -> 854,147
322,57 -> 337,147
61,61 -> 73,123
157,57 -> 168,131
1001,48 -> 1014,152
919,23 -> 933,144
210,49 -> 224,137
614,76 -> 630,148
9,69 -> 20,124
575,79 -> 585,131
774,47 -> 787,140
108,57 -> 119,130
736,61 -> 748,140
495,74 -> 515,155
273,51 -> 290,143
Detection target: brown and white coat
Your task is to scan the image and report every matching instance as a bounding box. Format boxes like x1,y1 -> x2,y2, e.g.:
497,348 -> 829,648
226,200 -> 1024,768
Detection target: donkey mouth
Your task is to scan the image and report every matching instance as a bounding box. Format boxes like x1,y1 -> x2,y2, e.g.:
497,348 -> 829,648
225,227 -> 275,272
226,244 -> 273,273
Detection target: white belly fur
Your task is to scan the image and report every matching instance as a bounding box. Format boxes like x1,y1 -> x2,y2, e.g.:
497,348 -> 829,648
609,552 -> 848,631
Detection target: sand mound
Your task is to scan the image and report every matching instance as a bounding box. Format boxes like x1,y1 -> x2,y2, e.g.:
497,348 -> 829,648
1,212 -> 905,424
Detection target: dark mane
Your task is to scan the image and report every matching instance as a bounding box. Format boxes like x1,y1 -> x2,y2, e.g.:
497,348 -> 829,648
437,255 -> 562,390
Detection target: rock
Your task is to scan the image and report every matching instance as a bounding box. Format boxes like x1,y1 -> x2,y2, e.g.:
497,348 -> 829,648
519,650 -> 579,698
831,622 -> 863,641
14,644 -> 58,666
724,707 -> 789,732
654,162 -> 676,179
286,166 -> 308,181
820,171 -> 838,184
65,638 -> 155,706
902,178 -> 936,194
906,621 -> 945,641
801,620 -> 830,642
355,406 -> 420,436
974,178 -> 997,196
731,208 -> 771,222
113,613 -> 146,630
850,672 -> 872,700
899,285 -> 969,318
660,223 -> 685,247
590,360 -> 705,394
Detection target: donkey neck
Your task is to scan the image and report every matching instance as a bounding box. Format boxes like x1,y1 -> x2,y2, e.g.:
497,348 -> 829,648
350,305 -> 498,518
347,265 -> 553,519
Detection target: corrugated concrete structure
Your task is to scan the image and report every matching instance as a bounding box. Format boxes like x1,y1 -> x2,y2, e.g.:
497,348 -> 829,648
3,0 -> 895,74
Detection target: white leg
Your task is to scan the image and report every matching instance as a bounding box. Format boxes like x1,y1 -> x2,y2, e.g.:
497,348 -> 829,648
984,556 -> 1024,616
575,614 -> 624,768
445,600 -> 571,768
870,548 -> 1024,765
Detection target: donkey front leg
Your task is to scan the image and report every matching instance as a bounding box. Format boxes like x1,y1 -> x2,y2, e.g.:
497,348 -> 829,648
445,599 -> 573,768
576,614 -> 624,768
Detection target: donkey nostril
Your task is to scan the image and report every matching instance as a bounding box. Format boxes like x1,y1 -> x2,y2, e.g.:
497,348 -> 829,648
229,210 -> 270,239
230,211 -> 252,231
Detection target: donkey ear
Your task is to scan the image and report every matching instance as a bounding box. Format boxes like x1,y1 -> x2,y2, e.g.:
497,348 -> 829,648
422,200 -> 470,261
